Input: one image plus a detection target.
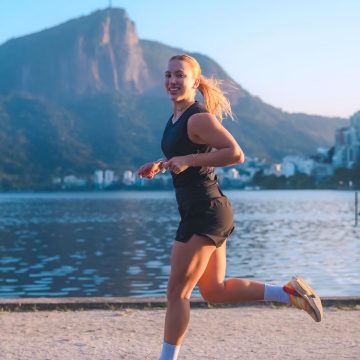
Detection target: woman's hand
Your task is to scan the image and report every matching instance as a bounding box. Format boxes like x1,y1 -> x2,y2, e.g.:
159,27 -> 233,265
165,156 -> 190,175
137,160 -> 164,179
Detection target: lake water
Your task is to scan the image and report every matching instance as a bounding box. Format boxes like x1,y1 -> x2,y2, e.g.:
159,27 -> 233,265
0,190 -> 359,298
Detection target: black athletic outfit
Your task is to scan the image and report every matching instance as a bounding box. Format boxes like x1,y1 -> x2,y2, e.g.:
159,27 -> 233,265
161,102 -> 234,247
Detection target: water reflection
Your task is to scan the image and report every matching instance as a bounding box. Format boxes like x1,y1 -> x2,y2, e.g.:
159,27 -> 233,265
0,190 -> 359,297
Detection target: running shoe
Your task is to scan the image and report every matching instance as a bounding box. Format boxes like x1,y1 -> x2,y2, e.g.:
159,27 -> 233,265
283,275 -> 323,322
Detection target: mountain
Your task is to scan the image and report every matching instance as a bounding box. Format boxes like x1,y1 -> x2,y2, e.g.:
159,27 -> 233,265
0,8 -> 349,189
0,8 -> 152,101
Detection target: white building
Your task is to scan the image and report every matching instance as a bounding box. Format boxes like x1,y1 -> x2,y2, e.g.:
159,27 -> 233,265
94,170 -> 104,187
227,168 -> 240,179
104,170 -> 115,186
333,112 -> 360,168
123,170 -> 136,186
63,175 -> 87,187
348,112 -> 360,166
281,156 -> 315,177
264,163 -> 282,176
281,159 -> 296,177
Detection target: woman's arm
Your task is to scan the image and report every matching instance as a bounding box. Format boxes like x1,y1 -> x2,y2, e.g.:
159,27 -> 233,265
165,113 -> 244,174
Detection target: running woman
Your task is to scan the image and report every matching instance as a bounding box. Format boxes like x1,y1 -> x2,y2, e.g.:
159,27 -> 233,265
137,54 -> 323,360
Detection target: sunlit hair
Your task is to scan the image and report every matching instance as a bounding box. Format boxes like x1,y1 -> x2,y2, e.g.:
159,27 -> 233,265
169,54 -> 233,122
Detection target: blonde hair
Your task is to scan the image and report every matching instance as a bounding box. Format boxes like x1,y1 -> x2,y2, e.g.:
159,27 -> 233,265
169,54 -> 233,122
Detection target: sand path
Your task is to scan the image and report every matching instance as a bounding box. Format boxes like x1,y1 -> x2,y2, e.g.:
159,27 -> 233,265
1,306 -> 359,359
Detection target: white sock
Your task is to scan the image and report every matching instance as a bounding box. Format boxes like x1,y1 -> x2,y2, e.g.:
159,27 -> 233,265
264,283 -> 290,304
159,341 -> 181,360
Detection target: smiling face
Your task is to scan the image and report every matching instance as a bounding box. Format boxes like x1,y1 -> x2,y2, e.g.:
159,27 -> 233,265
164,59 -> 199,103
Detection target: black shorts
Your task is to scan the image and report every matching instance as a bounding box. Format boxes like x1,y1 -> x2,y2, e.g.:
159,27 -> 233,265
175,183 -> 234,247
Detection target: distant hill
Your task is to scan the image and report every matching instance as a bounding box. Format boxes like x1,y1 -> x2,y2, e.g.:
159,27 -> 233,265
0,8 -> 349,189
0,94 -> 94,189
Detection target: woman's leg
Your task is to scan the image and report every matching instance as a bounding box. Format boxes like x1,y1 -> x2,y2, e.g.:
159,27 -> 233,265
198,240 -> 265,303
164,234 -> 216,345
198,240 -> 323,322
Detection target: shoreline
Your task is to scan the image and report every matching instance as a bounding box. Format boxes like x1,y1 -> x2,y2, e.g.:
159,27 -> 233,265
1,296 -> 360,312
0,188 -> 358,194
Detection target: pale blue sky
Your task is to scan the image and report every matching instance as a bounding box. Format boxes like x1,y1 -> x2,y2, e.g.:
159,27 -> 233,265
1,0 -> 359,118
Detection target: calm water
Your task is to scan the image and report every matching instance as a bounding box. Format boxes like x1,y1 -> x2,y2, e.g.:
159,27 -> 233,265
0,190 -> 359,298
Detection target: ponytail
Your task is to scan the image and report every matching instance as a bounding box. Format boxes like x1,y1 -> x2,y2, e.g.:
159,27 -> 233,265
169,54 -> 233,122
198,75 -> 233,122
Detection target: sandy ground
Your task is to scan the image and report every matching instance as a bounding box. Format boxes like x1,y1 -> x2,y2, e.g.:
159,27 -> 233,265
0,306 -> 359,360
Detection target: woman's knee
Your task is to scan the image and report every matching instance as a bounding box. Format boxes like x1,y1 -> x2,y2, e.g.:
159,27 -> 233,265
199,284 -> 224,304
167,279 -> 192,302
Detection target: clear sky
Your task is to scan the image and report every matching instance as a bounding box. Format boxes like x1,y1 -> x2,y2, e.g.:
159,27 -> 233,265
1,0 -> 359,118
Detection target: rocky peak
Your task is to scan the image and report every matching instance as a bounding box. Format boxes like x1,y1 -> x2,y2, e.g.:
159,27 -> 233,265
0,8 -> 151,101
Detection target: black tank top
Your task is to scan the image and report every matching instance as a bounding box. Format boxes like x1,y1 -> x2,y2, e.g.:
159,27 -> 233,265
161,102 -> 217,188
